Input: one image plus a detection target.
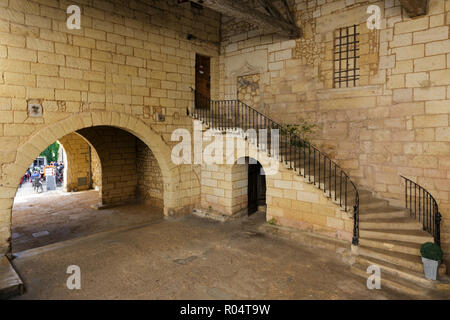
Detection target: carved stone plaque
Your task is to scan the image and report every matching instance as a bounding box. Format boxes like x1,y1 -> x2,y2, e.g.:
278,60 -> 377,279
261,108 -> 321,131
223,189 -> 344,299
28,103 -> 43,117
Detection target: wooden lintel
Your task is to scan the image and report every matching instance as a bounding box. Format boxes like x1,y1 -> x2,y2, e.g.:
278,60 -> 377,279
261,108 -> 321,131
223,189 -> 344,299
399,0 -> 428,17
190,0 -> 301,38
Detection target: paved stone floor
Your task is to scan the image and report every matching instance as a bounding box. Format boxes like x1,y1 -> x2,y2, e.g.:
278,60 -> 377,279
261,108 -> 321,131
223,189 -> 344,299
11,212 -> 414,300
12,185 -> 163,252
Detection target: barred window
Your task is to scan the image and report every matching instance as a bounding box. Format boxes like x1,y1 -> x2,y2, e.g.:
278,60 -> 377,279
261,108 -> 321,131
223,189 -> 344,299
334,25 -> 360,88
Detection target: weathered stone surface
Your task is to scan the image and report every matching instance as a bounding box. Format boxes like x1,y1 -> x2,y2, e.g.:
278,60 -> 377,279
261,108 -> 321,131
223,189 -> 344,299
0,256 -> 23,299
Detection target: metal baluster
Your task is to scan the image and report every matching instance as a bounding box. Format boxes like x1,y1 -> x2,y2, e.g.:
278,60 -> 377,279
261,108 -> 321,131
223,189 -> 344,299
308,144 -> 311,181
435,211 -> 441,246
414,184 -> 416,218
236,101 -> 239,130
318,153 -> 321,189
409,181 -> 412,216
428,194 -> 431,232
340,171 -> 342,207
302,143 -> 309,177
345,176 -> 348,212
288,134 -> 295,169
313,149 -> 316,186
414,186 -> 422,219
422,188 -> 425,224
243,103 -> 246,132
223,101 -> 226,130
329,158 -> 332,198
224,100 -> 230,131
432,203 -> 435,236
253,109 -> 256,144
405,179 -> 408,210
334,163 -> 337,201
423,194 -> 428,227
264,117 -> 267,152
228,100 -> 230,130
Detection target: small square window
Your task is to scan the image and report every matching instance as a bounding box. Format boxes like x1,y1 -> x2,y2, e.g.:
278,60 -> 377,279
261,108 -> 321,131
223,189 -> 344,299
334,25 -> 360,88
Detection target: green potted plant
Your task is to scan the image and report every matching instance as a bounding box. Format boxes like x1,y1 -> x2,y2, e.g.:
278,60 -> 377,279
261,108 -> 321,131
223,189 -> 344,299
420,242 -> 443,280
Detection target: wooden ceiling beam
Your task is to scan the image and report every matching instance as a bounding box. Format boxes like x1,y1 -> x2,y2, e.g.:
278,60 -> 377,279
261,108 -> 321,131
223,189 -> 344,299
281,0 -> 296,25
190,0 -> 301,38
399,0 -> 428,17
257,0 -> 285,22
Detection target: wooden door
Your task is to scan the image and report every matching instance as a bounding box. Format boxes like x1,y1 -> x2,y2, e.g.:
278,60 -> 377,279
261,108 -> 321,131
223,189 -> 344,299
195,54 -> 211,109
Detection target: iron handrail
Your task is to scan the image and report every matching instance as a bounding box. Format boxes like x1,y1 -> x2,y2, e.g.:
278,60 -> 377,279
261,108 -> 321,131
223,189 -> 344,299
400,175 -> 441,246
188,88 -> 360,245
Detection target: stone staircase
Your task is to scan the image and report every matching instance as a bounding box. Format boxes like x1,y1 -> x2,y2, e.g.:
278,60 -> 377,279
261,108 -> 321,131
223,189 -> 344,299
190,96 -> 447,296
350,191 -> 448,296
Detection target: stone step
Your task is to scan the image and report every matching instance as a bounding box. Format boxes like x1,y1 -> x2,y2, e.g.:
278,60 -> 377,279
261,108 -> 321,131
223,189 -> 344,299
359,208 -> 409,220
358,245 -> 425,273
359,199 -> 390,210
360,218 -> 422,231
329,189 -> 368,201
355,255 -> 435,289
360,229 -> 434,244
350,262 -> 425,296
359,238 -> 421,256
0,256 -> 24,299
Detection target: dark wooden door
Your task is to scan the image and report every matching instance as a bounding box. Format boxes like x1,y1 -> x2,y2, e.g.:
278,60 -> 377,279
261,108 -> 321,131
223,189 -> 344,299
195,54 -> 211,109
248,163 -> 260,214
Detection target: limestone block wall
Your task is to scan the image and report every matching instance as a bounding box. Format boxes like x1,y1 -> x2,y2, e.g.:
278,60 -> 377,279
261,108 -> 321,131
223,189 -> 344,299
0,0 -> 220,255
219,0 -> 450,265
266,165 -> 353,242
59,131 -> 100,192
201,162 -> 248,215
136,139 -> 164,209
197,126 -> 277,216
200,154 -> 351,241
77,126 -> 139,205
90,146 -> 101,189
197,126 -> 350,239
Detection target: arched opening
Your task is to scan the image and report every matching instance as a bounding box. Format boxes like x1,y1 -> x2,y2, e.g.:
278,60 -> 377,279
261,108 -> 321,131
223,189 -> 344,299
248,161 -> 266,215
233,157 -> 267,217
0,111 -> 196,257
58,132 -> 102,193
10,125 -> 167,253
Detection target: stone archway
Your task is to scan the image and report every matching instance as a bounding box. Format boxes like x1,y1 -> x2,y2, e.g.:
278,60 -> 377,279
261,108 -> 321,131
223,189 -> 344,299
0,111 -> 191,256
58,132 -> 101,193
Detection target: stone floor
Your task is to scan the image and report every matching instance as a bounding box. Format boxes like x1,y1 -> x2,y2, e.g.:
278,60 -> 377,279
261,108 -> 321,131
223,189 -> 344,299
12,186 -> 163,252
10,211 -> 415,300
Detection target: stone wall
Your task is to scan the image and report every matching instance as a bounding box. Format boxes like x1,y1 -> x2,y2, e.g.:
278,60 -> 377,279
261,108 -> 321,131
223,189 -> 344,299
199,148 -> 352,241
201,162 -> 248,215
266,164 -> 354,242
90,146 -> 101,189
0,0 -> 220,255
219,0 -> 450,265
77,126 -> 138,205
59,131 -> 100,192
136,139 -> 164,208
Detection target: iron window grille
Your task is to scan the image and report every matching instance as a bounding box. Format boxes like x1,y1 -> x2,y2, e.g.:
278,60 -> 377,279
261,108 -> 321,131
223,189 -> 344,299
334,25 -> 360,88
